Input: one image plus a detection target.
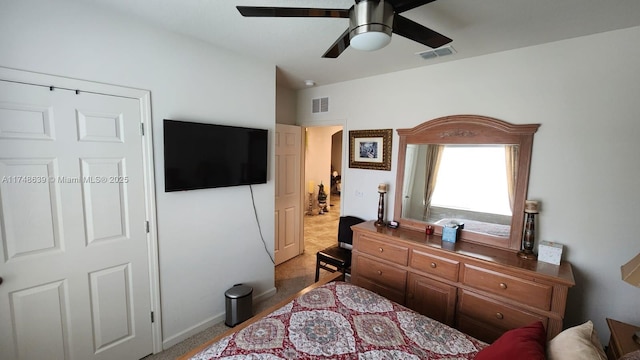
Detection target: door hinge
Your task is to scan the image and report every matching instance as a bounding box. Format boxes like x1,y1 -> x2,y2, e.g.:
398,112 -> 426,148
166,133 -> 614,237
146,221 -> 150,233
140,123 -> 145,136
151,311 -> 154,323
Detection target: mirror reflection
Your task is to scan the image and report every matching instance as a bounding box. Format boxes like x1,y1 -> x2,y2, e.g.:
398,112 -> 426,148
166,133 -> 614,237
401,144 -> 519,238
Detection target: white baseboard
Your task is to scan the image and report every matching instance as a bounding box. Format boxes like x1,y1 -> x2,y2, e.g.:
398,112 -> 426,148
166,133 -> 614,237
161,286 -> 278,350
162,312 -> 225,349
253,286 -> 277,304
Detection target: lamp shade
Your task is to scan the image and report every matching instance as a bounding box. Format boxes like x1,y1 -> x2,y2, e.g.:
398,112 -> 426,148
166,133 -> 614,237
621,252 -> 640,287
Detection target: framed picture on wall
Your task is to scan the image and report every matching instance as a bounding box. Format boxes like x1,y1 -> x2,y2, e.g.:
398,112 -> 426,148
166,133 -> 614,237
349,129 -> 392,171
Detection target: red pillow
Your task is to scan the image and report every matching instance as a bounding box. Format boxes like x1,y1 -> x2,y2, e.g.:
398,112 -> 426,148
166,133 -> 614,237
474,321 -> 547,360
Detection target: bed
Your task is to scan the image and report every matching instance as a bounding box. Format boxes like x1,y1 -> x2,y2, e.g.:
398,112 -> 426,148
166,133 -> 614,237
179,273 -> 486,359
179,273 -> 609,360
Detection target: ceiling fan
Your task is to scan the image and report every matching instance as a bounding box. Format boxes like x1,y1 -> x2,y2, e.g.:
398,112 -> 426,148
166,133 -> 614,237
236,0 -> 452,58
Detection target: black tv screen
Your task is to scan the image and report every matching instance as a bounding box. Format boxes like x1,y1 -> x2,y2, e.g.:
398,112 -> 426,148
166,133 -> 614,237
163,120 -> 268,192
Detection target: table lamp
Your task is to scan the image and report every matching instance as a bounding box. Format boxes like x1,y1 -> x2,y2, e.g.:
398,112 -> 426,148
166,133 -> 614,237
621,252 -> 640,345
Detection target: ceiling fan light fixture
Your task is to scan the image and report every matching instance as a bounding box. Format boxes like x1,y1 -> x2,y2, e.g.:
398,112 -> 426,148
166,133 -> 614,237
350,25 -> 392,51
349,0 -> 394,52
238,0 -> 453,59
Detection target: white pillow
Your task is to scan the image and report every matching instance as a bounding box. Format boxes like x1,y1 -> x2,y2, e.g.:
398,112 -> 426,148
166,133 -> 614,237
547,320 -> 607,360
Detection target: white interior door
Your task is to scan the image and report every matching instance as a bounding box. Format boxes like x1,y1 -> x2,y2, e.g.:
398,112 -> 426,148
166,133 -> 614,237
0,80 -> 153,359
274,124 -> 303,265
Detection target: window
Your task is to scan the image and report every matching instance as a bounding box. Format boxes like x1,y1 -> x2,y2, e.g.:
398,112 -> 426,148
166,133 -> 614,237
431,145 -> 512,216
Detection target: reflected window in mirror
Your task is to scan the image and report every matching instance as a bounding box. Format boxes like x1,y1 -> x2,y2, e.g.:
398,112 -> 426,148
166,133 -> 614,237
402,144 -> 516,238
394,115 -> 539,251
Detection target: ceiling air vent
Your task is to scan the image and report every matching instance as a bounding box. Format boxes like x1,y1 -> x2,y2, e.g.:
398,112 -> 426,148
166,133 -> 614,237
312,97 -> 329,113
417,45 -> 456,60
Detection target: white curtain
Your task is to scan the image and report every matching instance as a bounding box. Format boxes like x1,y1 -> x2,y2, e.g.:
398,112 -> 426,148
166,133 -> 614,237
402,144 -> 419,217
423,144 -> 444,221
505,145 -> 519,213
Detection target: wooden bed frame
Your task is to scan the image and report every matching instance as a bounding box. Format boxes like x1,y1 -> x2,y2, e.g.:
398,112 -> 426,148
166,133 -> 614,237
178,272 -> 343,360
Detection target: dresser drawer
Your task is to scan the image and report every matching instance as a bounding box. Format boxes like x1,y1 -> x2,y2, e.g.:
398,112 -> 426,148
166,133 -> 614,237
355,254 -> 407,292
457,314 -> 506,344
354,276 -> 406,305
461,264 -> 552,310
410,249 -> 459,282
458,290 -> 548,332
357,234 -> 409,266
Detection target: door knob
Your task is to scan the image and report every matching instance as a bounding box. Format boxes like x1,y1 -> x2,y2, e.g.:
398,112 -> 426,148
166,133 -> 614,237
0,276 -> 3,285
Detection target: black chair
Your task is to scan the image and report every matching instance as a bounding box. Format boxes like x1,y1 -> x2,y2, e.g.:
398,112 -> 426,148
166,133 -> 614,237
315,215 -> 365,282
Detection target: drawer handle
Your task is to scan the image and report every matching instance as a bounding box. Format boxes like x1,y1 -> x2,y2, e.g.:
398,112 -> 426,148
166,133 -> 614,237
379,247 -> 384,253
499,283 -> 508,289
430,262 -> 437,268
377,270 -> 382,275
496,312 -> 504,320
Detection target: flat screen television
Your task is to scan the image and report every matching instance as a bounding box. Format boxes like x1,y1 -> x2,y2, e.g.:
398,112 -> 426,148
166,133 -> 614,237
163,119 -> 268,192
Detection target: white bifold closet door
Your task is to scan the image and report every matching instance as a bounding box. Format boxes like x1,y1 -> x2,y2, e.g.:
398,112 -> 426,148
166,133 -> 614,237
0,80 -> 153,360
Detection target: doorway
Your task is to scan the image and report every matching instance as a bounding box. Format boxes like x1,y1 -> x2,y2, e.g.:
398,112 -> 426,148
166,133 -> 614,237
303,126 -> 342,253
274,125 -> 343,287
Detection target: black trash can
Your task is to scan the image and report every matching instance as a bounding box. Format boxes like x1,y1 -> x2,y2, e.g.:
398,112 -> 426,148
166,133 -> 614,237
225,284 -> 253,327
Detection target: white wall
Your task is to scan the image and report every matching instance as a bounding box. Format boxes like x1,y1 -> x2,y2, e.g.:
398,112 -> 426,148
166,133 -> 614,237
297,26 -> 640,342
0,0 -> 276,349
276,85 -> 296,125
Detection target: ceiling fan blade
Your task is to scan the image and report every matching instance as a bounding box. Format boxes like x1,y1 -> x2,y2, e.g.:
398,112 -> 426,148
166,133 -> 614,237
322,28 -> 351,58
237,6 -> 350,18
387,0 -> 437,13
392,14 -> 452,48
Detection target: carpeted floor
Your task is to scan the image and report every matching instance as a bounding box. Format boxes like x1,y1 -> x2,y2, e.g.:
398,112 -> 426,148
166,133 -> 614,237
144,195 -> 341,359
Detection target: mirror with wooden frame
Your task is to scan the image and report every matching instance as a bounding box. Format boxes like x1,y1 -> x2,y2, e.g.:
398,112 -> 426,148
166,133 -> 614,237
393,115 -> 540,250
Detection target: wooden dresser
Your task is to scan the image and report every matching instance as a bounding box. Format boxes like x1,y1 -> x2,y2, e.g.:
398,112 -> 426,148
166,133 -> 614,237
351,221 -> 575,343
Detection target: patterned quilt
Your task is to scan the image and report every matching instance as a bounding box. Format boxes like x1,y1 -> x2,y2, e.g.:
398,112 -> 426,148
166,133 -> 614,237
189,281 -> 486,359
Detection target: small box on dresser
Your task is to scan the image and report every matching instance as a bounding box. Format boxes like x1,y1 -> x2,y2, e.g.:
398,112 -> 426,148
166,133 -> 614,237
442,225 -> 459,243
538,241 -> 563,265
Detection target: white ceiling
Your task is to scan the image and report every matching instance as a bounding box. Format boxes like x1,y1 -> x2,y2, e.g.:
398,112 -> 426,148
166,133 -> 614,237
81,0 -> 640,89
